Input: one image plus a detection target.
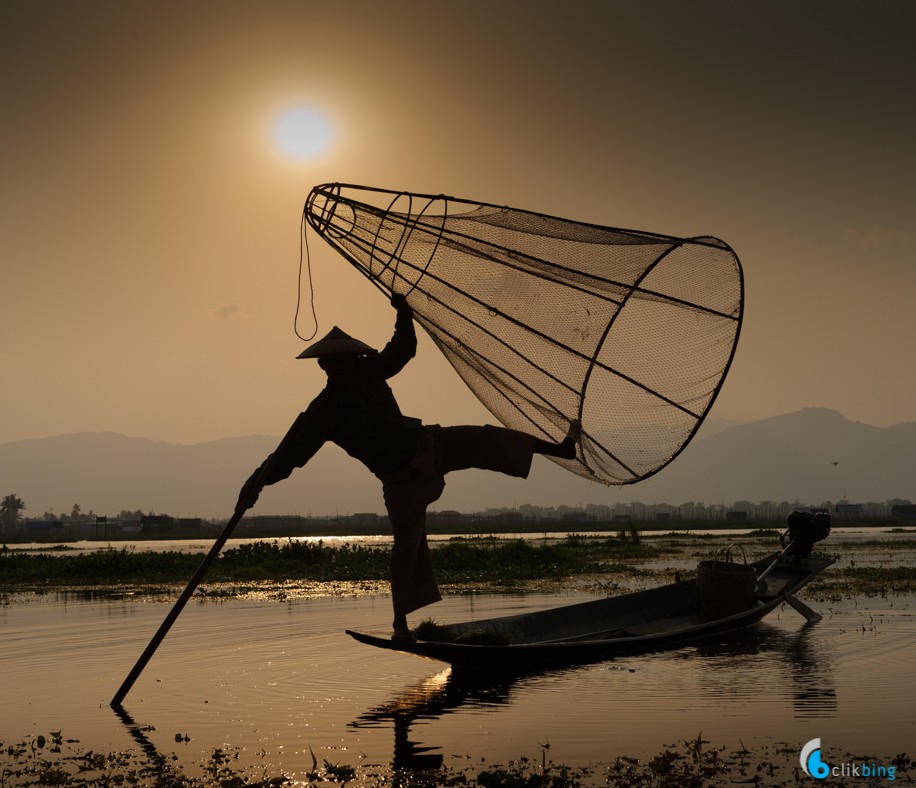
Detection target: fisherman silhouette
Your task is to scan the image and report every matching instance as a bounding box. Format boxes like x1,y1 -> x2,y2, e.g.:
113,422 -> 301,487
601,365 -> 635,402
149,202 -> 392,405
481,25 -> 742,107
237,295 -> 579,641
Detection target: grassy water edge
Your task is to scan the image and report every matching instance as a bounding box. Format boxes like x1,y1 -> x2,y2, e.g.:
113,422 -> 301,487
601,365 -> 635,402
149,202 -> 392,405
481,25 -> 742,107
0,538 -> 661,591
2,534 -> 915,598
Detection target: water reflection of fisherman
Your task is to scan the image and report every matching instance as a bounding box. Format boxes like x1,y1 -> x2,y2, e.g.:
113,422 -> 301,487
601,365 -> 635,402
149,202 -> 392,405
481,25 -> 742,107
237,295 -> 579,641
351,667 -> 522,776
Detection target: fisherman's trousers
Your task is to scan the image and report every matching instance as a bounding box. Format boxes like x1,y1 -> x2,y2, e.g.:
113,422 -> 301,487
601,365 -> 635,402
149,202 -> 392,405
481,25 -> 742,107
377,424 -> 537,617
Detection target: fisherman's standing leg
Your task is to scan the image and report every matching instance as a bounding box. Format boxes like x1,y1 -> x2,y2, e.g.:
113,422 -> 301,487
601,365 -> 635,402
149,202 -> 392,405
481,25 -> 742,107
381,468 -> 443,641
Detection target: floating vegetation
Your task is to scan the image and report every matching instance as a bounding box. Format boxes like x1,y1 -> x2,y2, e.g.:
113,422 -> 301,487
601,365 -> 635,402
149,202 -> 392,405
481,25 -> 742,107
0,537 -> 664,592
745,528 -> 781,537
0,732 -> 289,787
807,565 -> 916,599
1,731 -> 909,786
2,532 -> 913,602
4,543 -> 78,553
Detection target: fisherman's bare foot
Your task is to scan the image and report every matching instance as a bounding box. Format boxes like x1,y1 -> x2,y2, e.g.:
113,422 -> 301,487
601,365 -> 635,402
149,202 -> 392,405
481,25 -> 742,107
567,419 -> 582,443
392,625 -> 416,643
392,615 -> 416,643
555,419 -> 581,459
533,419 -> 580,460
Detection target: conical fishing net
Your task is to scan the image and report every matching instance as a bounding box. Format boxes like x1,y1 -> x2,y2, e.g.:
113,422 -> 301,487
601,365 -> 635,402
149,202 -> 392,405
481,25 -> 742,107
304,183 -> 743,486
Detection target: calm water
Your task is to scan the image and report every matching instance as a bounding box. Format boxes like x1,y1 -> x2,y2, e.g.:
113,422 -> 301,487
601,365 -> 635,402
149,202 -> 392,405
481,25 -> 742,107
2,574 -> 914,780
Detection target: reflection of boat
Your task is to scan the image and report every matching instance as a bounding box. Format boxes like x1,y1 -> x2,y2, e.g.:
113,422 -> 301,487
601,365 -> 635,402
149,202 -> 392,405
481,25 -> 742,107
351,617 -> 838,777
347,551 -> 834,670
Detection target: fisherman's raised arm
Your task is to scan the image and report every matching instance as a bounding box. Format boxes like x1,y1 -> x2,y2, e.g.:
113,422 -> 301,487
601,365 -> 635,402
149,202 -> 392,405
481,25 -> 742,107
374,294 -> 417,378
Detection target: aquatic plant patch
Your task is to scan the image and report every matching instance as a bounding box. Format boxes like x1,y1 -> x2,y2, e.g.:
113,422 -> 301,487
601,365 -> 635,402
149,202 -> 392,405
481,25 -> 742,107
0,538 -> 664,590
2,731 -> 909,786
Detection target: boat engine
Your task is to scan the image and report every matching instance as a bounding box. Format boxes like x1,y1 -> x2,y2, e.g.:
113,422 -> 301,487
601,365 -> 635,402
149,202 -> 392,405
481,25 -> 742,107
781,510 -> 831,557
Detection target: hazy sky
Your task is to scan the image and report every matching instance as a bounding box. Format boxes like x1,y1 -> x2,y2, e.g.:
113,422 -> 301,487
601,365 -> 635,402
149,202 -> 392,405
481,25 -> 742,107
3,0 -> 914,450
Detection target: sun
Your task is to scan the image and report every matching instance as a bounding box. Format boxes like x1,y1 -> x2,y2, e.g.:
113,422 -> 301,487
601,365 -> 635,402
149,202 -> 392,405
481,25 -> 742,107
273,106 -> 333,160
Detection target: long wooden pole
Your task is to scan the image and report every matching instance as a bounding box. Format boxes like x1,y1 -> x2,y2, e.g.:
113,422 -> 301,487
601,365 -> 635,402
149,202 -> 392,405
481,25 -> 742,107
110,506 -> 247,708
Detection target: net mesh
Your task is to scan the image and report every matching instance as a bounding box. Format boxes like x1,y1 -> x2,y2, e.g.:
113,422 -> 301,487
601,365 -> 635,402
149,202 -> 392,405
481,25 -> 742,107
304,183 -> 744,486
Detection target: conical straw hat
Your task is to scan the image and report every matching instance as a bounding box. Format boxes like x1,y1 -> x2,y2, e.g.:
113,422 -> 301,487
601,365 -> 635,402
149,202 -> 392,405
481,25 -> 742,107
296,326 -> 375,358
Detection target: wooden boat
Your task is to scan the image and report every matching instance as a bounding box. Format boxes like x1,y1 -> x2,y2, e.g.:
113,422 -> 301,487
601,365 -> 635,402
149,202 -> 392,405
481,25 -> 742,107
346,550 -> 833,671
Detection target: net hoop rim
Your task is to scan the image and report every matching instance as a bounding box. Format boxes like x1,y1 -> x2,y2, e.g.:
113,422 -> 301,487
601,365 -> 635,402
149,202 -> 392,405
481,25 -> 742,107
309,182 -> 734,251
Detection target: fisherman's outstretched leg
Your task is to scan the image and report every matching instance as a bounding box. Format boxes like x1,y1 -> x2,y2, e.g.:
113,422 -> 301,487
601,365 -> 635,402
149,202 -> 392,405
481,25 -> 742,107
433,420 -> 580,474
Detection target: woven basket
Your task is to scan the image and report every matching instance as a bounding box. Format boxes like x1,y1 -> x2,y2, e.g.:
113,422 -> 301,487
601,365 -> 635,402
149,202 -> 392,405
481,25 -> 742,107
697,544 -> 757,618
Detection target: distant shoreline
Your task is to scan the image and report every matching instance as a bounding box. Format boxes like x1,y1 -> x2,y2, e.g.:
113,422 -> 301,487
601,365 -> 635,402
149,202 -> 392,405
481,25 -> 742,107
3,517 -> 912,545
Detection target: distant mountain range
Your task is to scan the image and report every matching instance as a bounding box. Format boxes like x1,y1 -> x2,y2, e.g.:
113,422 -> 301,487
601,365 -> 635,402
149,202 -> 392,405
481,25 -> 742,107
1,408 -> 913,519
